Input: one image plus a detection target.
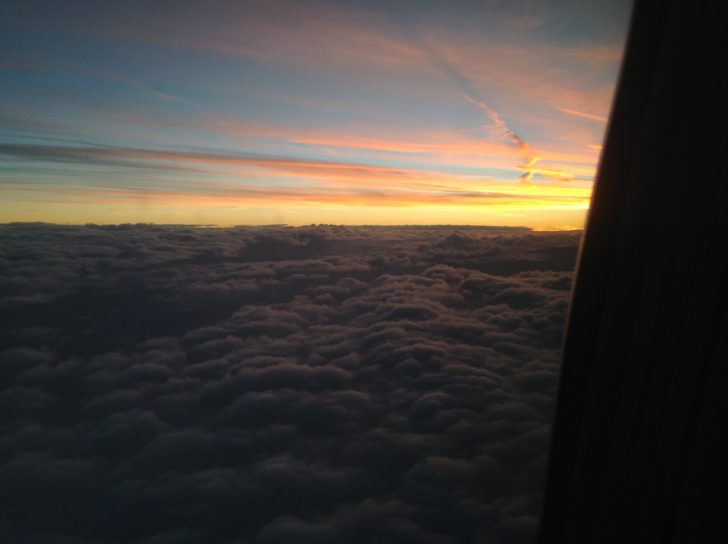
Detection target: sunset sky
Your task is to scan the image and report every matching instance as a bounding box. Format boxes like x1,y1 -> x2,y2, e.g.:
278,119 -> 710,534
0,0 -> 630,228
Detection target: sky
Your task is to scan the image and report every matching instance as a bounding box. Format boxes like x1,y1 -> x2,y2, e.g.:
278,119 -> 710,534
0,0 -> 631,228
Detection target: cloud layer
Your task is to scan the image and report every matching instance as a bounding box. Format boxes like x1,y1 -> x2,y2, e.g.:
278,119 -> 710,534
0,223 -> 579,543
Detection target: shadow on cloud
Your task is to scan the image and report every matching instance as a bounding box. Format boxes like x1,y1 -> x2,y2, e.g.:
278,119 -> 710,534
0,223 -> 579,543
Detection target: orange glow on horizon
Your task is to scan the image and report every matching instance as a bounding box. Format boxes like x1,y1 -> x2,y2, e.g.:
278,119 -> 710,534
0,1 -> 628,228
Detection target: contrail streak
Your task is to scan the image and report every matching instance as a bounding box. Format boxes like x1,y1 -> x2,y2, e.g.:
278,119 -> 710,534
464,94 -> 529,152
464,93 -> 542,182
559,107 -> 608,123
393,22 -> 573,184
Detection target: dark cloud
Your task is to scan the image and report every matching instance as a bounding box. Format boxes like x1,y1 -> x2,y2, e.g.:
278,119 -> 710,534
0,223 -> 579,543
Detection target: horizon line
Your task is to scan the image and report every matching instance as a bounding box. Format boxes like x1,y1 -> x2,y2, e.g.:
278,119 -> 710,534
0,221 -> 583,232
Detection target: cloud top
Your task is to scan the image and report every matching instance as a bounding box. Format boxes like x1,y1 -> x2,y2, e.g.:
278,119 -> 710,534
0,223 -> 579,543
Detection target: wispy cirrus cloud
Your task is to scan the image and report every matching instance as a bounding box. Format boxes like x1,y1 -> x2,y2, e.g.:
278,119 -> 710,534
104,74 -> 201,108
558,107 -> 609,123
0,142 -> 460,183
0,142 -> 595,190
89,112 -> 602,182
3,181 -> 591,212
0,142 -> 591,215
